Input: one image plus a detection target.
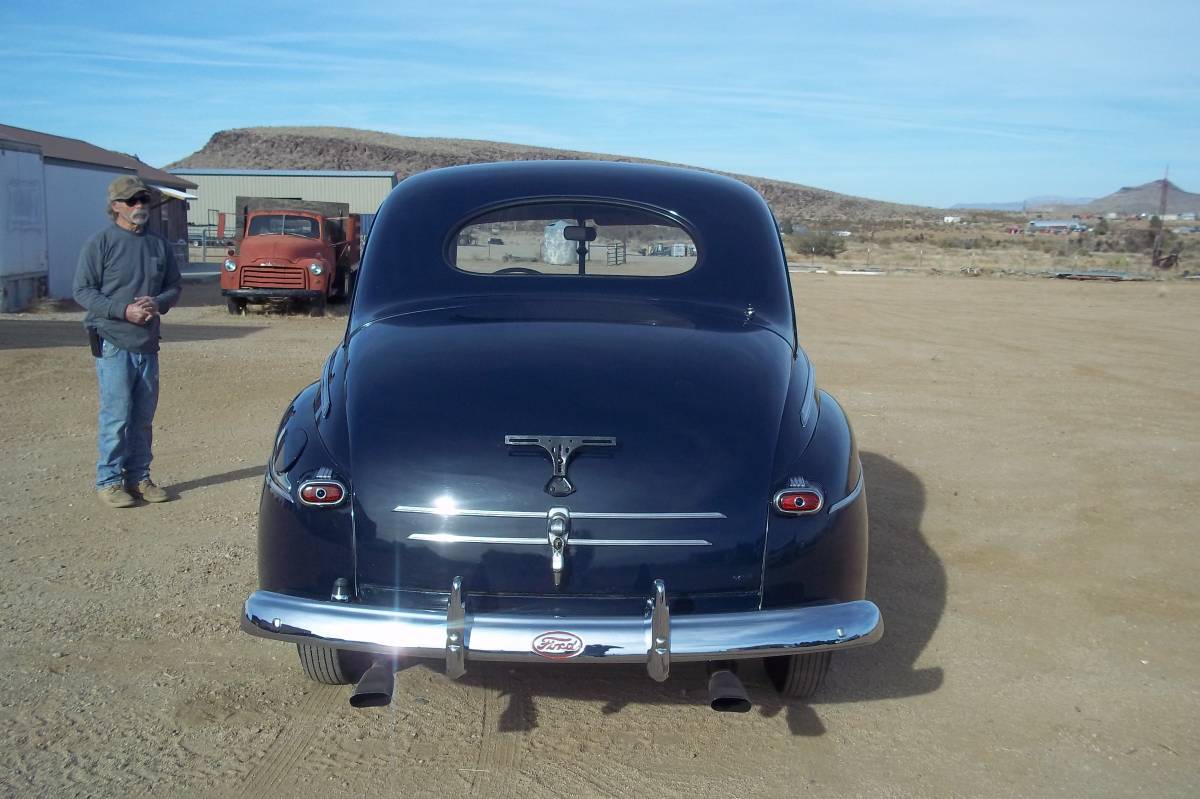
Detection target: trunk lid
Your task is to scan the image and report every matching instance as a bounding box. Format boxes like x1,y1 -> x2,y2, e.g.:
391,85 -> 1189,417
347,301 -> 791,599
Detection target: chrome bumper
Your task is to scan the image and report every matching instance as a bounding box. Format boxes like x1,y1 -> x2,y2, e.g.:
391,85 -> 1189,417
242,579 -> 882,682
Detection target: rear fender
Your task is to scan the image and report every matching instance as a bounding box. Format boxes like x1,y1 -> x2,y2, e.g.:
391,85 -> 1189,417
257,379 -> 356,599
761,388 -> 867,607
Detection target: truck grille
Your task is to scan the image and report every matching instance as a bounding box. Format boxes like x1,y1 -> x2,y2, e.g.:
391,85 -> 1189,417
241,266 -> 306,289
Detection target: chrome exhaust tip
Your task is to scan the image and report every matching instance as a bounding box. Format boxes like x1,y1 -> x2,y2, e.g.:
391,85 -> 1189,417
707,666 -> 751,713
349,657 -> 395,708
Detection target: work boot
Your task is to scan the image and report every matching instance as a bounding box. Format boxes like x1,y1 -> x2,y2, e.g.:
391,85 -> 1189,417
131,478 -> 170,503
97,484 -> 135,508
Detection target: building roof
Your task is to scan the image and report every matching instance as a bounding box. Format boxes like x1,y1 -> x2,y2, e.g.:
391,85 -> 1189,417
169,168 -> 397,179
0,124 -> 197,190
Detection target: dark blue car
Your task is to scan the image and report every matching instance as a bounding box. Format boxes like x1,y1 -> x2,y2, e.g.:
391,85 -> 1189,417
242,160 -> 881,712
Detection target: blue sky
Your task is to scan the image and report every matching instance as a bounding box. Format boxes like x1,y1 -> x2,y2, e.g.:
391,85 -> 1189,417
1,0 -> 1196,208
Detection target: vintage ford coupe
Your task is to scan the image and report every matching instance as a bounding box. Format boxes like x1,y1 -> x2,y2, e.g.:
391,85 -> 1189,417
241,160 -> 882,711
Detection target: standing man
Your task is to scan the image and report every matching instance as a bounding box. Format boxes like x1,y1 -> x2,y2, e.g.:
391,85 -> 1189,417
74,176 -> 182,508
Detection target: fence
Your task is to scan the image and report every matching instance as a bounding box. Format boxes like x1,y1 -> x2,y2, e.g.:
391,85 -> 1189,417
606,242 -> 627,267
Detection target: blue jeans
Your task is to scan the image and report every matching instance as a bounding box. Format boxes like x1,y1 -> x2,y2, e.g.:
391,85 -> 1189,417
94,340 -> 159,489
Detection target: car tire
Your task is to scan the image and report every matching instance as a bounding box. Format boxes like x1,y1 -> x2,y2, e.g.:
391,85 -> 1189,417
226,298 -> 245,315
296,643 -> 370,685
309,297 -> 326,317
763,651 -> 831,699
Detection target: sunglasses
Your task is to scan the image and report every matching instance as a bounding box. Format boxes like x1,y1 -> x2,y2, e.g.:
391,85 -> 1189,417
121,194 -> 152,206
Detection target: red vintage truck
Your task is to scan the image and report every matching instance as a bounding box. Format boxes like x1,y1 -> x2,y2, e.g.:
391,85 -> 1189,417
221,197 -> 361,316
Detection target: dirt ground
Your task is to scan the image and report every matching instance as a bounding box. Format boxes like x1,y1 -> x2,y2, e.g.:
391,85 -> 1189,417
1,274 -> 1197,798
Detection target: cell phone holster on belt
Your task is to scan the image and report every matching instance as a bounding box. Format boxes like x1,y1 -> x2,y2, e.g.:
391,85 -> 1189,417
87,327 -> 103,357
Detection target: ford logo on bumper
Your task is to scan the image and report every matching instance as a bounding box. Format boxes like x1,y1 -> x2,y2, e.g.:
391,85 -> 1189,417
532,631 -> 584,659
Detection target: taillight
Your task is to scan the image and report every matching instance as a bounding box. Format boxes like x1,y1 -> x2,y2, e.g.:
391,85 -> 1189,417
298,479 -> 346,507
773,482 -> 824,515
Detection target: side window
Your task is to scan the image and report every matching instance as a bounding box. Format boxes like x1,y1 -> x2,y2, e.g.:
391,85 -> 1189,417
449,202 -> 697,277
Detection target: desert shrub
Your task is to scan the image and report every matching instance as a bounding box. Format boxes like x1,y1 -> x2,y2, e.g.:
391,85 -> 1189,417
935,237 -> 995,250
1121,229 -> 1157,252
788,231 -> 847,258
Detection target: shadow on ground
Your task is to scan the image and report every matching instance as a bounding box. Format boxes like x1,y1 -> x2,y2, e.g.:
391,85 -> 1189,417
339,451 -> 945,737
177,278 -> 351,318
0,319 -> 266,350
169,465 -> 265,496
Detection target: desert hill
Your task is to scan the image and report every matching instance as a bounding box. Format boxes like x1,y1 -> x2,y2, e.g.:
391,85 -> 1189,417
169,127 -> 938,222
1081,179 -> 1200,216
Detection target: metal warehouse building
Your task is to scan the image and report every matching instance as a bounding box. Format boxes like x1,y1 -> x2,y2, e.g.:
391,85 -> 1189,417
168,169 -> 398,235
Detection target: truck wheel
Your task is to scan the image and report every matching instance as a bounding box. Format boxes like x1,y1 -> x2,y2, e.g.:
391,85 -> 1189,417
309,297 -> 326,317
763,651 -> 831,699
339,269 -> 354,302
330,269 -> 354,303
226,298 -> 246,315
296,643 -> 370,685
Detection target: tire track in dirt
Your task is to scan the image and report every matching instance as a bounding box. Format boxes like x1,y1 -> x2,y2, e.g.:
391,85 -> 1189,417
464,663 -> 533,799
238,683 -> 341,798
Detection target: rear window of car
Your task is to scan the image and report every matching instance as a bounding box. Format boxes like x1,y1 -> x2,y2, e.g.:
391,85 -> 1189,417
448,201 -> 698,277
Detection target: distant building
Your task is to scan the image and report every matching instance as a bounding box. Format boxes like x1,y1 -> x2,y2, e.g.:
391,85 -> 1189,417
1027,219 -> 1087,233
169,168 -> 397,238
942,216 -> 962,224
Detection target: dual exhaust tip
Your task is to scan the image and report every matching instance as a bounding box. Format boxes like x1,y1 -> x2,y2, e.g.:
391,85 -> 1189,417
348,656 -> 752,713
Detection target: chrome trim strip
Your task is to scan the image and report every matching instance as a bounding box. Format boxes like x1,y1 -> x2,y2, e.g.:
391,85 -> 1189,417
411,533 -> 542,545
318,352 -> 334,419
266,472 -> 291,502
394,506 -> 547,518
572,539 -> 712,547
266,426 -> 293,502
574,511 -> 726,520
408,533 -> 711,547
242,590 -> 883,665
800,360 -> 817,427
392,505 -> 724,520
828,472 -> 865,514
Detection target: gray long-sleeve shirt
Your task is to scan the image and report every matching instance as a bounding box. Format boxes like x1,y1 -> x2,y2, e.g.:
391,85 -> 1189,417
73,224 -> 182,353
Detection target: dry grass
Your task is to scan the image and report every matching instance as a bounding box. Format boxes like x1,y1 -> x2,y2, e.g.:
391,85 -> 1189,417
788,217 -> 1198,277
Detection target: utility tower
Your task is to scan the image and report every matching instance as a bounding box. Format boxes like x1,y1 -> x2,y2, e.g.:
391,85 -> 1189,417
1151,166 -> 1178,269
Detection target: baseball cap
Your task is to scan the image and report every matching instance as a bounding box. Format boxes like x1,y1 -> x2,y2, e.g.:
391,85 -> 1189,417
108,175 -> 153,202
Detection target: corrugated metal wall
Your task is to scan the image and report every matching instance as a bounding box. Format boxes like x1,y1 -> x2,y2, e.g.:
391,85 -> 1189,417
169,172 -> 396,227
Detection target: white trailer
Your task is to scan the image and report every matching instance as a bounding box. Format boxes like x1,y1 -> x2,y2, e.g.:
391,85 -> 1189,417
42,160 -> 124,300
0,139 -> 49,312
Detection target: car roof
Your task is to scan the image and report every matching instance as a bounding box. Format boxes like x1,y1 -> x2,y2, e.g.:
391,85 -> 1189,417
352,160 -> 795,342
